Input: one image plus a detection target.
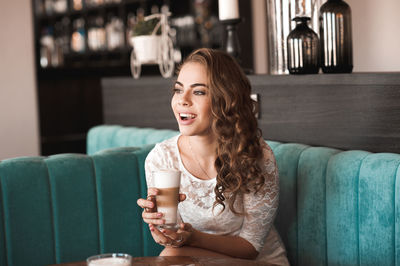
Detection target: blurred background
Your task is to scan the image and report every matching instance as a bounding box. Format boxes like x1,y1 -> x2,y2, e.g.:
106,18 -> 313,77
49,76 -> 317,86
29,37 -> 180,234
1,0 -> 400,160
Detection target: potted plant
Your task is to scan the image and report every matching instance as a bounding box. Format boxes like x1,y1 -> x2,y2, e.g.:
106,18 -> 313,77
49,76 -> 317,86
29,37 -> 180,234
130,17 -> 161,63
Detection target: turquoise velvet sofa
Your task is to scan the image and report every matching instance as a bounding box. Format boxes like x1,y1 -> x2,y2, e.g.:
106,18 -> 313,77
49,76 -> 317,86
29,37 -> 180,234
0,125 -> 399,266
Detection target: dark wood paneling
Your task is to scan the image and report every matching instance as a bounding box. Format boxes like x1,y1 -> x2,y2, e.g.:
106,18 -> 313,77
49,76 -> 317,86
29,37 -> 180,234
102,77 -> 178,130
249,74 -> 400,153
39,77 -> 103,155
102,73 -> 400,153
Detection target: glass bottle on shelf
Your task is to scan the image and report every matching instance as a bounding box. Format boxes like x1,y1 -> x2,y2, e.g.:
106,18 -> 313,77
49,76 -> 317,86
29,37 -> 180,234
88,16 -> 107,51
40,27 -> 55,68
71,0 -> 83,11
319,0 -> 353,73
71,18 -> 86,53
53,0 -> 68,14
54,18 -> 71,66
106,15 -> 125,50
287,16 -> 319,74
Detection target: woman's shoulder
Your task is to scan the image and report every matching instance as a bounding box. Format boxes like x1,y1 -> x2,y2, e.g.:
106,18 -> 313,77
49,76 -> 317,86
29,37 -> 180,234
258,139 -> 278,180
146,135 -> 180,161
260,139 -> 275,160
154,134 -> 179,150
145,135 -> 180,172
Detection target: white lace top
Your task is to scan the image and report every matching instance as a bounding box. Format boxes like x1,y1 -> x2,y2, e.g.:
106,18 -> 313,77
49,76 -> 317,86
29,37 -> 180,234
145,135 -> 288,264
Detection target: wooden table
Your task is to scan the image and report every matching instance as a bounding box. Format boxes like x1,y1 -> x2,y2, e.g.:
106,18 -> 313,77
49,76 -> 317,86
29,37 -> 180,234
49,256 -> 267,265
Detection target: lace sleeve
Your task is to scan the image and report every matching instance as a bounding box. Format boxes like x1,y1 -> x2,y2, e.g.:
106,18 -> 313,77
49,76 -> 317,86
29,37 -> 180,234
238,142 -> 279,252
144,146 -> 157,188
144,143 -> 167,188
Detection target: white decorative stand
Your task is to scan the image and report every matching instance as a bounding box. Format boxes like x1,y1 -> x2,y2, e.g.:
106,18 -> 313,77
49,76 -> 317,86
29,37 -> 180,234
130,12 -> 175,79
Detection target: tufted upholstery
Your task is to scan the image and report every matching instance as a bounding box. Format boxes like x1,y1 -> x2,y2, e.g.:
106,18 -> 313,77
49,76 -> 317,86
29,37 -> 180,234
0,147 -> 163,266
274,145 -> 400,266
87,125 -> 179,155
1,125 -> 399,266
86,125 -> 400,266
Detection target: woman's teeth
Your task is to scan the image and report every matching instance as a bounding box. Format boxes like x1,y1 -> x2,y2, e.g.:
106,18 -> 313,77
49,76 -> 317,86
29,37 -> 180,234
180,113 -> 196,120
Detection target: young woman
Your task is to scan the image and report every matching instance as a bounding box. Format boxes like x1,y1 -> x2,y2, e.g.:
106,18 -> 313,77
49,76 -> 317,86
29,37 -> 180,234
137,48 -> 289,264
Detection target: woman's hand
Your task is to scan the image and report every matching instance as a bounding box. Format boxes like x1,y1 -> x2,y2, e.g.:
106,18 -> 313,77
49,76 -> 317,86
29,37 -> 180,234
149,223 -> 194,248
137,188 -> 164,225
136,188 -> 186,225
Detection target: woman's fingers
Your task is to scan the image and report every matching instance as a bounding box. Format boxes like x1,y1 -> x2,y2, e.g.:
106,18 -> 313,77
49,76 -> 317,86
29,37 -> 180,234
148,187 -> 159,196
136,188 -> 159,209
179,193 -> 186,202
142,211 -> 165,225
161,228 -> 179,239
139,191 -> 184,209
136,198 -> 154,209
152,226 -> 185,247
149,226 -> 192,248
143,218 -> 165,225
156,223 -> 192,247
149,224 -> 173,246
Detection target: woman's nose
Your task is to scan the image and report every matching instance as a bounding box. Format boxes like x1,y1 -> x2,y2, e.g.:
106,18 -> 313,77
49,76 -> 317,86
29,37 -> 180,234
179,91 -> 191,106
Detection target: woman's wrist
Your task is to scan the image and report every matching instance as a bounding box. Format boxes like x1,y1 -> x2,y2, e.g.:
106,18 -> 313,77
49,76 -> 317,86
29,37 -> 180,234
185,227 -> 198,247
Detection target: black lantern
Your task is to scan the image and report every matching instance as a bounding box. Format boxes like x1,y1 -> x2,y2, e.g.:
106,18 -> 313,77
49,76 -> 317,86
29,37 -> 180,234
287,16 -> 320,74
319,0 -> 353,73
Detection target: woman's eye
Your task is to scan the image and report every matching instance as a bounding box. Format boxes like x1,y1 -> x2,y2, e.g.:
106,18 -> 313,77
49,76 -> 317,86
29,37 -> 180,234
194,90 -> 206,96
173,88 -> 183,94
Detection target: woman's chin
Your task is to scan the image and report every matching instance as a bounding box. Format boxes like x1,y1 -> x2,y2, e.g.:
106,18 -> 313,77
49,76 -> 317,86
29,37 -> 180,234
178,128 -> 194,136
178,127 -> 214,138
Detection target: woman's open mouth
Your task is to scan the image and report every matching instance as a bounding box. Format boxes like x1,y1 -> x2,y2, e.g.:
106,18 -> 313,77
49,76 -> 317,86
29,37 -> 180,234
179,113 -> 197,121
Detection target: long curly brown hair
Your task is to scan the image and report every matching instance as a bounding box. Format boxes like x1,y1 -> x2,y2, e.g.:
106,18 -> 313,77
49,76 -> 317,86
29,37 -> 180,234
179,48 -> 265,215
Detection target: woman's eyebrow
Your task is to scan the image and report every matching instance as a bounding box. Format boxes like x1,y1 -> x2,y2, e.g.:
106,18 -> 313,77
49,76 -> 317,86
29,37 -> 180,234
175,81 -> 208,88
190,83 -> 208,88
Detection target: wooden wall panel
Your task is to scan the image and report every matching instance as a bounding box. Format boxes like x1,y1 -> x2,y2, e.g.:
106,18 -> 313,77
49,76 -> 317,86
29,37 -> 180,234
102,73 -> 400,153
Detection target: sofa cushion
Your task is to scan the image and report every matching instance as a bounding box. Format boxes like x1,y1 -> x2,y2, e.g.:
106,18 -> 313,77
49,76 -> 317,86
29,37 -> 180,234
358,153 -> 400,265
264,142 -> 400,266
2,125 -> 400,266
87,125 -> 179,155
86,125 -> 400,266
0,149 -> 162,266
326,150 -> 370,265
0,157 -> 55,266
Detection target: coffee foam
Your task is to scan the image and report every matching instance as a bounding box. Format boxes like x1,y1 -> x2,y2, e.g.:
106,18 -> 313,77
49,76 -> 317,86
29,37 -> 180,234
153,170 -> 181,188
88,258 -> 130,266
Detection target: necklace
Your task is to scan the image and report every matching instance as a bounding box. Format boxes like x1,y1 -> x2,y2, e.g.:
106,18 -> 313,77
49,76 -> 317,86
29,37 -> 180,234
188,138 -> 213,180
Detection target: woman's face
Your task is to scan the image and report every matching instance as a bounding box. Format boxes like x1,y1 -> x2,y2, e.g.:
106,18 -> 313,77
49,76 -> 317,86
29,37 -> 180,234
171,62 -> 213,137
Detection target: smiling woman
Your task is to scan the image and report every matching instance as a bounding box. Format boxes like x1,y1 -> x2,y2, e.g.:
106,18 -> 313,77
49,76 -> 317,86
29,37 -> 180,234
136,48 -> 289,265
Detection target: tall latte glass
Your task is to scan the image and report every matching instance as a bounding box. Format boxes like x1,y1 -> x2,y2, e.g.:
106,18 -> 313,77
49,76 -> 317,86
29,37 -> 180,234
153,170 -> 181,231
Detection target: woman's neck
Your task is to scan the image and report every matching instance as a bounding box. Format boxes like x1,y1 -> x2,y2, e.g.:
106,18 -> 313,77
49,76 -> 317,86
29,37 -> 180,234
188,135 -> 217,158
179,134 -> 218,180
